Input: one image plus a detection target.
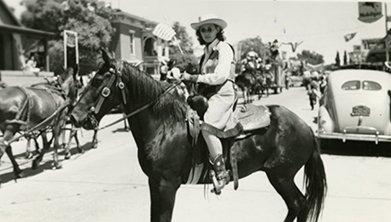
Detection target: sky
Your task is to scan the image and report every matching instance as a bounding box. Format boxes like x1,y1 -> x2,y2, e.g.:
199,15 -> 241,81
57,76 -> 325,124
4,0 -> 389,63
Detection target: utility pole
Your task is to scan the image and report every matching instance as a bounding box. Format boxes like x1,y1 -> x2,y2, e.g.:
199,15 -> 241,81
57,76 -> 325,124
385,3 -> 389,62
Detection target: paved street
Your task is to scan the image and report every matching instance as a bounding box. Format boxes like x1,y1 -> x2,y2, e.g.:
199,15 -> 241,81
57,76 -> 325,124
1,87 -> 391,222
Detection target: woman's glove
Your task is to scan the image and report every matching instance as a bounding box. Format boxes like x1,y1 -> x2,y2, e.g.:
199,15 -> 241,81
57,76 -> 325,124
181,72 -> 198,83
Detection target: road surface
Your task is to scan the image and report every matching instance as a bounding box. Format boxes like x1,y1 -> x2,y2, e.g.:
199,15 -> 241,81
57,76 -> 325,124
1,87 -> 391,222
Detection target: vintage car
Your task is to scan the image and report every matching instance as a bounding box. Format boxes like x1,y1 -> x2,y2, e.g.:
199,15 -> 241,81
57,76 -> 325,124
317,69 -> 391,144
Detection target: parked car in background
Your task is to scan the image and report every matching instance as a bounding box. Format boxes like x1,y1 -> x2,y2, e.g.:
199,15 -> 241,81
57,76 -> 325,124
317,69 -> 391,144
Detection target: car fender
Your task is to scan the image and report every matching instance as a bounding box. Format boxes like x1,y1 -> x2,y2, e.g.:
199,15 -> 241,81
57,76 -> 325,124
318,105 -> 333,133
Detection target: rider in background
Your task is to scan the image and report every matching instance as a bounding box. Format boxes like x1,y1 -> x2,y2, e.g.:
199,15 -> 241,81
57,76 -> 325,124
181,14 -> 235,192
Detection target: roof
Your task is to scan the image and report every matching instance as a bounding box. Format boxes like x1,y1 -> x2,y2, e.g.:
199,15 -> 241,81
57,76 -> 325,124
0,0 -> 21,26
112,10 -> 157,27
0,0 -> 55,38
0,23 -> 56,37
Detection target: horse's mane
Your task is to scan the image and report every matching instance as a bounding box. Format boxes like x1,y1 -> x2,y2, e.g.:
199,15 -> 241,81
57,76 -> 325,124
120,62 -> 187,123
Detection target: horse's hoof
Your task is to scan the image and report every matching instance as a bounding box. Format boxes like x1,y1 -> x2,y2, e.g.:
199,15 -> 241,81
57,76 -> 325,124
52,162 -> 62,170
15,171 -> 25,179
78,148 -> 84,154
64,152 -> 71,160
92,143 -> 98,149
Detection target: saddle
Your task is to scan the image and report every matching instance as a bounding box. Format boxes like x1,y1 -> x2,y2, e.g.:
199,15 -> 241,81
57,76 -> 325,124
185,103 -> 271,189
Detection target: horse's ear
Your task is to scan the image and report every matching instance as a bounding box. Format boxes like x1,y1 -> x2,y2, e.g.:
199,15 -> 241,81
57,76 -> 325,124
100,48 -> 111,65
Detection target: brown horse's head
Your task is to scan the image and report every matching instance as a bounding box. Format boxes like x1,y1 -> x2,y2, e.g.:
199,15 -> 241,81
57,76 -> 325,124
71,49 -> 121,129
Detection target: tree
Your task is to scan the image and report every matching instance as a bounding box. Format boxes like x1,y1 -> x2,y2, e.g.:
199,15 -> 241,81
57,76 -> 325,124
335,51 -> 341,67
20,0 -> 115,74
237,36 -> 269,60
168,22 -> 197,69
170,21 -> 193,55
343,50 -> 348,65
297,50 -> 324,65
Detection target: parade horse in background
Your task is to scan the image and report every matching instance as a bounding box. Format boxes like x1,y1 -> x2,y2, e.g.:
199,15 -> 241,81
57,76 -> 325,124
0,68 -> 80,179
71,50 -> 327,222
235,61 -> 265,103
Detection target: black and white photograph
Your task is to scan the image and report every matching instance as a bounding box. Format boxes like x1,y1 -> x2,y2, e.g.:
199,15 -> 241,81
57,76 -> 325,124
0,0 -> 391,221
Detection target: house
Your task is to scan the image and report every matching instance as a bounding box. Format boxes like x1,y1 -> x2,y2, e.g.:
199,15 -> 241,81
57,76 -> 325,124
0,0 -> 55,85
110,10 -> 170,75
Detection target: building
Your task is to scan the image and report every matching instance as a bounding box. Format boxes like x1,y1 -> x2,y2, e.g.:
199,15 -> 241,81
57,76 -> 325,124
0,0 -> 55,85
361,37 -> 391,64
0,0 -> 55,71
110,10 -> 170,75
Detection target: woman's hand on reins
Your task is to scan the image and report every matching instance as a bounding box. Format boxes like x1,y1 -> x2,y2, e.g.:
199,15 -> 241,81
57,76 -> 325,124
180,71 -> 198,83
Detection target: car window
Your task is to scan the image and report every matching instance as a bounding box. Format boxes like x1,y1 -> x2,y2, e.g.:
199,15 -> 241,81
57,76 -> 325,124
341,80 -> 360,90
362,80 -> 381,91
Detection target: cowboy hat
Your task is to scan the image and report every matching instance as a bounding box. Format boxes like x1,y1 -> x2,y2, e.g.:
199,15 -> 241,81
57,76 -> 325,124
191,14 -> 227,30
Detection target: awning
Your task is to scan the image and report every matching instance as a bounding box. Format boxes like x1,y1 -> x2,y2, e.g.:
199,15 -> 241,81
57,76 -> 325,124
0,23 -> 56,38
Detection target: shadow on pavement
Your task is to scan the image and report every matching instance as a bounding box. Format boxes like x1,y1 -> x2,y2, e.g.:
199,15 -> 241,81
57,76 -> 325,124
320,139 -> 391,157
0,142 -> 98,184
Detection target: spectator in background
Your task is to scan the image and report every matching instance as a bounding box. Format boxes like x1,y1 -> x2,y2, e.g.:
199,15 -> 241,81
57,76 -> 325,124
308,79 -> 320,110
319,75 -> 327,95
160,62 -> 168,81
25,55 -> 40,74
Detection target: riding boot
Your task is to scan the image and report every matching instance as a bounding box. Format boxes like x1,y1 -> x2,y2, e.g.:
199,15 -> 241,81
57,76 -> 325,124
211,154 -> 230,194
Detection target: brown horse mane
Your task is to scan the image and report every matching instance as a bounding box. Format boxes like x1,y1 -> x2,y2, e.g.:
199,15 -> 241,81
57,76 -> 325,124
120,62 -> 187,123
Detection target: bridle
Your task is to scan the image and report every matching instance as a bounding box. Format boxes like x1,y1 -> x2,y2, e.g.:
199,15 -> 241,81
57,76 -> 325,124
92,67 -> 127,115
76,66 -> 181,130
79,67 -> 127,128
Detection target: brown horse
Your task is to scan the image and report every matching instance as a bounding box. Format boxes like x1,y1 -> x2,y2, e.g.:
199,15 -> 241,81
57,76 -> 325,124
0,68 -> 79,179
71,50 -> 327,222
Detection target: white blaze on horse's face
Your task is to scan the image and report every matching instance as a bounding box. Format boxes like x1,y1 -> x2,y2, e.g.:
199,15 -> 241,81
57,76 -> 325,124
199,24 -> 220,44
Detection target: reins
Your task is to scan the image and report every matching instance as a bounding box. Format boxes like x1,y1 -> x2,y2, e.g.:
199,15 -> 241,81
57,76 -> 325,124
2,101 -> 70,146
96,79 -> 183,131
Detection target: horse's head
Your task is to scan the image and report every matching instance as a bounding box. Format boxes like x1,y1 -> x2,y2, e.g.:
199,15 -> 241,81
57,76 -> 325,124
71,49 -> 123,129
58,66 -> 80,104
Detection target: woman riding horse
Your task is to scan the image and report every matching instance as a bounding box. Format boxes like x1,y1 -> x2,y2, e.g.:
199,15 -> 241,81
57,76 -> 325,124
181,14 -> 235,192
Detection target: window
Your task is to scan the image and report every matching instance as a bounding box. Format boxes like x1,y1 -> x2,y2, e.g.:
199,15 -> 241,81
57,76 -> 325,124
341,80 -> 360,90
129,32 -> 135,55
362,80 -> 381,91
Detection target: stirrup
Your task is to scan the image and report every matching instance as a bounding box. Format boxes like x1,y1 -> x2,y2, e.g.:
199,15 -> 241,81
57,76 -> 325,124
210,155 -> 230,195
210,170 -> 229,195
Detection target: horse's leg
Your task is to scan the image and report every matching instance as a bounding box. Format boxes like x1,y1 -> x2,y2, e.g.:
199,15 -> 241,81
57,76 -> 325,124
63,127 -> 73,159
60,126 -> 71,159
266,172 -> 305,222
148,178 -> 180,222
51,122 -> 63,169
32,131 -> 51,169
34,136 -> 41,154
25,136 -> 34,159
72,127 -> 82,153
1,127 -> 23,178
91,129 -> 98,149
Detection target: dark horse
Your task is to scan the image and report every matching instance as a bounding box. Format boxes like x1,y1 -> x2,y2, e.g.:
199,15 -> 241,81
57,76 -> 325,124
71,50 -> 327,222
0,68 -> 79,179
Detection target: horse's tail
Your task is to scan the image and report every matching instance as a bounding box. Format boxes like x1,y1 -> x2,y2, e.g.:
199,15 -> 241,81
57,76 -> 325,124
302,128 -> 327,222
